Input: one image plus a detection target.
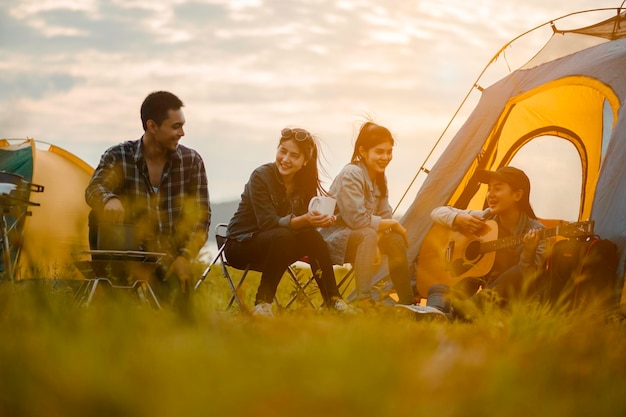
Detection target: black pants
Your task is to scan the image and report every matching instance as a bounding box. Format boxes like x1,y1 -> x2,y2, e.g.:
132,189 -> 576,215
224,228 -> 341,305
468,265 -> 546,300
428,265 -> 548,318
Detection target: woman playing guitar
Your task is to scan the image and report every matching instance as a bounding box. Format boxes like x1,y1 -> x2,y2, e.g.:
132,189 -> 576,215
410,166 -> 548,320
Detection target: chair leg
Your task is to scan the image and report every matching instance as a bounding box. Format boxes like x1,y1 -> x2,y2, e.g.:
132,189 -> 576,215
74,277 -> 163,309
282,265 -> 355,309
338,267 -> 355,298
74,278 -> 113,307
224,263 -> 248,310
224,264 -> 300,312
73,279 -> 92,305
192,243 -> 248,312
284,265 -> 317,309
194,245 -> 225,291
132,280 -> 162,310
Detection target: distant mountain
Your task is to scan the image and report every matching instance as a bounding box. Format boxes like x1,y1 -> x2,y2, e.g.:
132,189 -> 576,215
208,200 -> 239,243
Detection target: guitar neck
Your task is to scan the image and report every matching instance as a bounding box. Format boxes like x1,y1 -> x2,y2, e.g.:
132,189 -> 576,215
479,227 -> 557,253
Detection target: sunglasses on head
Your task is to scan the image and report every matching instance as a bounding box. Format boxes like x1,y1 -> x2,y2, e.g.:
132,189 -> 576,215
281,128 -> 311,142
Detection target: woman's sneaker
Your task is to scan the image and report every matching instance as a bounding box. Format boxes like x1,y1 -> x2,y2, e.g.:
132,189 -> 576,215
333,298 -> 357,315
252,302 -> 274,318
395,304 -> 449,321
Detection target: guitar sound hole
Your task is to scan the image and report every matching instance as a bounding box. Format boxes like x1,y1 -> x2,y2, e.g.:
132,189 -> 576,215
465,240 -> 480,261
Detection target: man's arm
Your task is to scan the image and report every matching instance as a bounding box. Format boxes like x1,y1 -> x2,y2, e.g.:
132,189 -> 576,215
85,147 -> 124,211
176,151 -> 210,260
85,147 -> 127,224
167,151 -> 210,294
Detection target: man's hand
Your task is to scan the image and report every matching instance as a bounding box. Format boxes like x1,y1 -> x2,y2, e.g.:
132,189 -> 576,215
165,256 -> 193,295
103,198 -> 125,223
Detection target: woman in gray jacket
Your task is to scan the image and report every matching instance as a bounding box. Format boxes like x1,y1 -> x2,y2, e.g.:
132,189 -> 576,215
320,122 -> 416,308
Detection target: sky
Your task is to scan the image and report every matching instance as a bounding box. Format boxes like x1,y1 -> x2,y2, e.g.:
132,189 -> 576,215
0,0 -> 622,219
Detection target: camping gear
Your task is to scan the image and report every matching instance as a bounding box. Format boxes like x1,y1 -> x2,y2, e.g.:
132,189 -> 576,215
547,236 -> 619,309
96,223 -> 141,252
74,222 -> 166,308
0,139 -> 93,280
369,8 -> 626,305
73,277 -> 162,309
0,170 -> 44,281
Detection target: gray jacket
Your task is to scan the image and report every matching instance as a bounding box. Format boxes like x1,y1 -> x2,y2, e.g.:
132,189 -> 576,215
320,161 -> 392,264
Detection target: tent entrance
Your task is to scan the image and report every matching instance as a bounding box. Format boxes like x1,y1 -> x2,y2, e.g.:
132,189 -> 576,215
449,75 -> 619,223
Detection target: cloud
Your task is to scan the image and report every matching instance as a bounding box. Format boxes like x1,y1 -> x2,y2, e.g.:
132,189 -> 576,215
0,67 -> 82,100
0,0 -> 620,210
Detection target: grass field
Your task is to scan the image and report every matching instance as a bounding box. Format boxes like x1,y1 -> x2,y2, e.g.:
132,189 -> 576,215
0,264 -> 625,417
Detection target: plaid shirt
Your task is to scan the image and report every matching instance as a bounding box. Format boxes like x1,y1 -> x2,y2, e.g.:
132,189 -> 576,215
85,138 -> 211,260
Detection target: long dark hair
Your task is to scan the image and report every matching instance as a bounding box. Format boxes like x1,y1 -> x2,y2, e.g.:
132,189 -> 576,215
350,121 -> 394,197
278,127 -> 326,200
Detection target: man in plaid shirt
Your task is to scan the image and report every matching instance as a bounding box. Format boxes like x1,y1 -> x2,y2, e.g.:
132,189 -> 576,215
85,91 -> 210,311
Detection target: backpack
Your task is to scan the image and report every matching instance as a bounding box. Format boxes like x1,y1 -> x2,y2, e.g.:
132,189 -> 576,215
546,235 -> 619,309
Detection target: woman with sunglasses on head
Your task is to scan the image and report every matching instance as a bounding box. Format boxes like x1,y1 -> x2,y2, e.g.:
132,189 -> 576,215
320,122 -> 417,309
224,127 -> 353,317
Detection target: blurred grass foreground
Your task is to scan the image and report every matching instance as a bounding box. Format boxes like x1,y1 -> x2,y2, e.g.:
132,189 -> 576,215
0,265 -> 625,417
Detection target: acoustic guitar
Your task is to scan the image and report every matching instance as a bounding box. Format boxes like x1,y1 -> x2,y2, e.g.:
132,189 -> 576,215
414,219 -> 594,296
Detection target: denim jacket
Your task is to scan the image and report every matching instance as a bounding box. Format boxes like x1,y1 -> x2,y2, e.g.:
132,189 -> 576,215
227,162 -> 310,242
320,161 -> 392,264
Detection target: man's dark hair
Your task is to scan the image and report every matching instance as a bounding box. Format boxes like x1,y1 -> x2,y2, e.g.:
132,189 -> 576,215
140,91 -> 184,130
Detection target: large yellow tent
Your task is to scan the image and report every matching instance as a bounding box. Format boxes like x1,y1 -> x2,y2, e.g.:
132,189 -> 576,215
371,8 -> 626,304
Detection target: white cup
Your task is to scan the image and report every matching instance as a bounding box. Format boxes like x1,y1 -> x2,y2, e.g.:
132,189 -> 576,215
308,196 -> 336,216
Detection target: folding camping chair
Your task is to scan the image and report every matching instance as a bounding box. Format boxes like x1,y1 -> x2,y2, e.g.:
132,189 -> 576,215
194,223 -> 317,312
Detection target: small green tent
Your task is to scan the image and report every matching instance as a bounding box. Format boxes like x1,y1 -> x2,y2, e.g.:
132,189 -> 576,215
0,139 -> 93,280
